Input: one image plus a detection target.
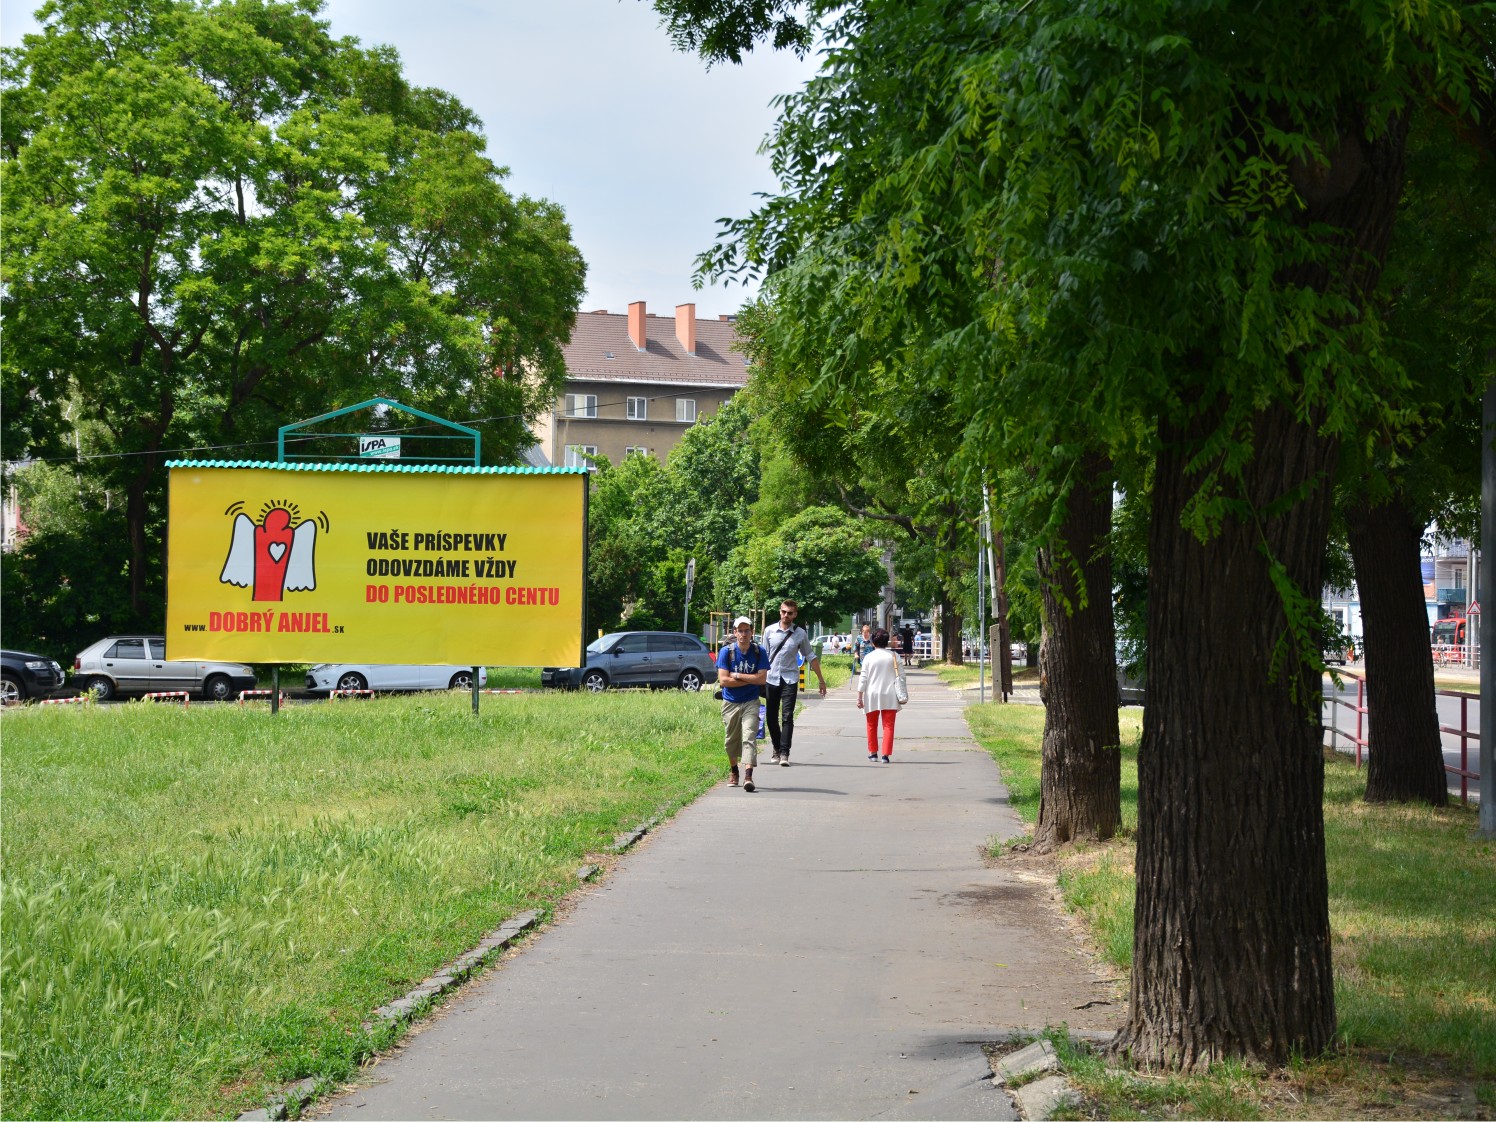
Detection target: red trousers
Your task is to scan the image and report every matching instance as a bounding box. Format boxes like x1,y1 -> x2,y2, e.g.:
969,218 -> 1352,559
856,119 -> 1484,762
865,708 -> 897,757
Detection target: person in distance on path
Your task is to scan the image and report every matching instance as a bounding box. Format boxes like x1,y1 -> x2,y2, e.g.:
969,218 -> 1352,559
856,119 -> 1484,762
852,622 -> 874,673
763,598 -> 827,767
856,628 -> 906,763
717,616 -> 769,791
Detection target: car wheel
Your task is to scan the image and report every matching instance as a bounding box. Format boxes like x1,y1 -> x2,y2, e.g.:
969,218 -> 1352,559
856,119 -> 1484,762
336,671 -> 368,692
87,676 -> 116,701
203,674 -> 235,702
1,674 -> 25,704
448,671 -> 474,690
678,668 -> 705,692
581,669 -> 608,693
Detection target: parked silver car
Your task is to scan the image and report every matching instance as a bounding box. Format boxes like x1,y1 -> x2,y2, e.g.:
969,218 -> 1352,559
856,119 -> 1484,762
542,631 -> 716,692
304,664 -> 487,693
73,636 -> 257,701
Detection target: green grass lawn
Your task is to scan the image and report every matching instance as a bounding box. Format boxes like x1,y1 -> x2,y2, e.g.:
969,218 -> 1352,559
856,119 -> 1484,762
485,665 -> 543,689
965,701 -> 1495,1118
930,660 -> 1041,690
1,691 -> 723,1120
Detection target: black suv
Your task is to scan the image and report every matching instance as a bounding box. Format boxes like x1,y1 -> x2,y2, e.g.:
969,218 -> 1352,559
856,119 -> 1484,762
2,648 -> 66,703
542,631 -> 719,692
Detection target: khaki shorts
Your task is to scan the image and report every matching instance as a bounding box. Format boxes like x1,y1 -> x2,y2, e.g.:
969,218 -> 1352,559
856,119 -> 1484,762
721,697 -> 760,766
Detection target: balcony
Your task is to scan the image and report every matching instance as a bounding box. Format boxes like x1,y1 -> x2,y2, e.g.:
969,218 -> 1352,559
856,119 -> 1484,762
1437,587 -> 1467,606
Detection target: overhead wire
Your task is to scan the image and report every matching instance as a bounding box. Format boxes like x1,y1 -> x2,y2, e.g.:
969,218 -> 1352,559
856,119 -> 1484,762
14,386 -> 720,466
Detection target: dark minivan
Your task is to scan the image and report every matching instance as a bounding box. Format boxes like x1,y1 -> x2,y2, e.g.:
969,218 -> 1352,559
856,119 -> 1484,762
542,631 -> 717,692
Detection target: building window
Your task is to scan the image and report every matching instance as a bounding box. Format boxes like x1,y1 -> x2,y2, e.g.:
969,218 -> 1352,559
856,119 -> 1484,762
676,398 -> 697,423
563,445 -> 597,470
624,446 -> 650,458
564,394 -> 597,418
627,396 -> 648,420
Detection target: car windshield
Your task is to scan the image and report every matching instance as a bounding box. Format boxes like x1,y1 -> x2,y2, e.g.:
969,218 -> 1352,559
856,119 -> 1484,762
585,635 -> 619,655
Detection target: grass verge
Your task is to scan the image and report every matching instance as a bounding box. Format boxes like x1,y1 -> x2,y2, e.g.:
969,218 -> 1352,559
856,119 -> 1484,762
965,701 -> 1495,1119
930,660 -> 1041,690
1,690 -> 723,1120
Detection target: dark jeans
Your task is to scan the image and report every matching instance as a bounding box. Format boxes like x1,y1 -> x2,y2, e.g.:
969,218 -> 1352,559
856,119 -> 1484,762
765,679 -> 799,755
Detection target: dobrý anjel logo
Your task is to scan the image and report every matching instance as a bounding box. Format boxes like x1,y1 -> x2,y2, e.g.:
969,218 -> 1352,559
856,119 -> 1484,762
219,500 -> 329,602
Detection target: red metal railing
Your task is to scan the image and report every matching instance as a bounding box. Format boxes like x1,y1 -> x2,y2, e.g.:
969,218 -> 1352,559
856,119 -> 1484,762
1323,670 -> 1481,804
1431,643 -> 1481,668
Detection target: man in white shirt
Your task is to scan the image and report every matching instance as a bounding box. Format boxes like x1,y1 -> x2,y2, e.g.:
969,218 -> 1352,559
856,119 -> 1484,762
763,598 -> 827,766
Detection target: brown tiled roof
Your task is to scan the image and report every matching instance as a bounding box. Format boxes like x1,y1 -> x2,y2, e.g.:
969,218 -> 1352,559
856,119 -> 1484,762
561,309 -> 750,387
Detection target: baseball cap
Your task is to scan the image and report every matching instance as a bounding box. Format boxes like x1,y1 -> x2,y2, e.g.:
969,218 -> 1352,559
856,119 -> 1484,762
733,615 -> 753,627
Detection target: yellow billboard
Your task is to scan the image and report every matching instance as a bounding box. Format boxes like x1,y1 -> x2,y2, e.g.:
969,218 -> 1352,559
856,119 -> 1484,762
165,464 -> 585,665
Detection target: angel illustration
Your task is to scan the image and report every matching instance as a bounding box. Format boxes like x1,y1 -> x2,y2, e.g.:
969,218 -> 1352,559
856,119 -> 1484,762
220,504 -> 319,602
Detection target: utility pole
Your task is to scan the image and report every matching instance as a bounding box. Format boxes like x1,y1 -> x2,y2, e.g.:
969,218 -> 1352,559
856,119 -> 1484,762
683,557 -> 695,635
977,508 -> 988,704
984,483 -> 1013,701
1480,379 -> 1493,836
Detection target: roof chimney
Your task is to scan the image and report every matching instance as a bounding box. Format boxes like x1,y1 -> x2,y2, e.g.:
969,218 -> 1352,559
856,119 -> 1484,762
628,301 -> 646,351
675,303 -> 696,355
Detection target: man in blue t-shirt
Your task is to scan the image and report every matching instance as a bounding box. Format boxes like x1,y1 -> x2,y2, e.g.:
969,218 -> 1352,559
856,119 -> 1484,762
717,615 -> 770,791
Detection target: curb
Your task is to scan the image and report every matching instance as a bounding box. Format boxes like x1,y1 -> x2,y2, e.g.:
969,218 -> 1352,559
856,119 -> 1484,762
364,910 -> 540,1029
235,911 -> 540,1120
234,812 -> 668,1120
988,1031 -> 1115,1121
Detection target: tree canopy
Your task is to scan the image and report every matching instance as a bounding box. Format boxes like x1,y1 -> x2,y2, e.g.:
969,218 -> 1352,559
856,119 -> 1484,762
1,0 -> 586,645
654,0 -> 1495,1071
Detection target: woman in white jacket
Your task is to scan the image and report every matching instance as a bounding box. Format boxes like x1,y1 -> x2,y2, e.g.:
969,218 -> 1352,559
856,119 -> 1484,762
856,628 -> 905,762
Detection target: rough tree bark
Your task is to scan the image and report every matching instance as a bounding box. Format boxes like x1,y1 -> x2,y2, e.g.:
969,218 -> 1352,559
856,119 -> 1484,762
1115,402 -> 1339,1069
1034,455 -> 1121,850
1114,111 -> 1407,1070
1345,496 -> 1449,805
994,524 -> 1015,697
940,592 -> 964,665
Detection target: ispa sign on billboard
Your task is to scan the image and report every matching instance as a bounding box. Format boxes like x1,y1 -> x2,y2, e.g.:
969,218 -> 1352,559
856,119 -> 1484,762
165,462 -> 586,666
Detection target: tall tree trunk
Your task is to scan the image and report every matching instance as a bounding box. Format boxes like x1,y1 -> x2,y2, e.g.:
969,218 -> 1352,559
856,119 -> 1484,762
1345,496 -> 1449,804
941,594 -> 963,664
1115,403 -> 1338,1070
1034,455 -> 1121,850
1114,101 -> 1405,1072
994,525 -> 1014,696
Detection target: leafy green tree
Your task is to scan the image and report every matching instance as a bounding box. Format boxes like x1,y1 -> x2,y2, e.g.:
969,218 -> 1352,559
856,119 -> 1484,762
731,299 -> 984,660
655,0 -> 1494,1069
585,451 -> 667,635
1338,108 -> 1496,805
583,399 -> 762,634
717,505 -> 885,626
1,0 -> 585,622
645,396 -> 762,627
0,461 -> 139,655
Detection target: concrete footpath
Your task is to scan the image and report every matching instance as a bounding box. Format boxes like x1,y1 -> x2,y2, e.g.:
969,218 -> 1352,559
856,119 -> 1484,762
318,669 -> 1119,1121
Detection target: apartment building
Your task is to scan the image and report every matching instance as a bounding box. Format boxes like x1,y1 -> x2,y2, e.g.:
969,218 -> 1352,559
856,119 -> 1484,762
531,301 -> 750,469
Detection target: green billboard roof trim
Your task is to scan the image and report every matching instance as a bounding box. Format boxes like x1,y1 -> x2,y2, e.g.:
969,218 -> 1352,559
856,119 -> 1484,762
165,460 -> 585,475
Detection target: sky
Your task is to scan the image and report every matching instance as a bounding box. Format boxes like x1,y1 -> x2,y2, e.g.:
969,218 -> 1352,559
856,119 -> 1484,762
0,0 -> 821,318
